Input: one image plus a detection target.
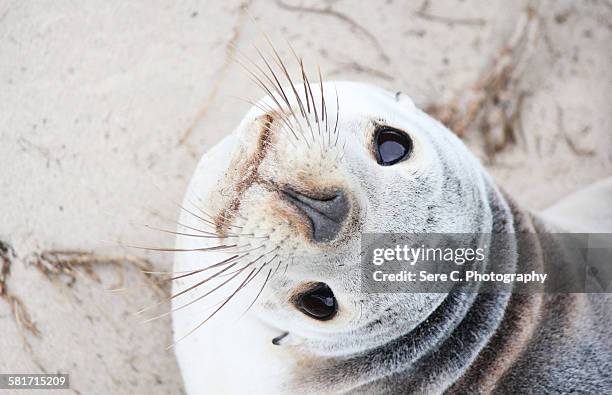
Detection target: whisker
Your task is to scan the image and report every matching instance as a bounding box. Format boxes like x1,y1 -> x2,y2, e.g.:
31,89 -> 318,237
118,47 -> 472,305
252,51 -> 291,106
110,256 -> 243,294
177,201 -> 244,231
271,258 -> 284,277
154,246 -> 276,322
296,58 -> 316,141
149,183 -> 242,232
265,38 -> 308,119
141,210 -> 228,236
252,45 -> 310,144
333,85 -> 341,147
260,117 -> 299,151
141,269 -> 201,275
233,96 -> 303,146
232,61 -> 304,148
318,65 -> 331,148
229,46 -> 295,122
189,189 -> 249,223
134,253 -> 247,315
165,254 -> 245,282
141,299 -> 224,324
146,266 -> 248,324
186,196 -> 242,227
301,65 -> 323,143
168,266 -> 257,349
224,243 -> 267,255
233,55 -> 291,122
251,46 -> 296,117
165,258 -> 243,301
242,266 -> 273,316
176,220 -> 247,238
265,39 -> 314,140
300,58 -> 311,114
285,41 -> 318,142
216,248 -> 277,279
144,224 -> 245,239
122,243 -> 244,253
284,258 -> 291,275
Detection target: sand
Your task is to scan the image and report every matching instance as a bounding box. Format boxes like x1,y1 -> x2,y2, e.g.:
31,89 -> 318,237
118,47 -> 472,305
1,0 -> 610,393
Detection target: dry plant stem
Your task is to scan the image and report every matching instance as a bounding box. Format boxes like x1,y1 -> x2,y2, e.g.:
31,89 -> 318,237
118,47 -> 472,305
0,246 -> 170,364
30,250 -> 169,297
1,244 -> 118,393
426,7 -> 539,157
275,0 -> 390,63
0,241 -> 11,295
415,0 -> 486,27
556,106 -> 596,157
178,0 -> 253,148
0,240 -> 40,336
0,243 -> 50,382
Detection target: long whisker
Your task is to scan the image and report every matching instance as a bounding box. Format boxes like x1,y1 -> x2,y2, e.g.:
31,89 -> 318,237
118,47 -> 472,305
296,58 -> 315,141
263,37 -> 307,120
318,65 -> 331,148
301,63 -> 321,137
265,39 -> 314,141
177,200 -> 244,231
141,299 -> 225,324
233,55 -> 292,124
130,255 -> 244,289
251,45 -> 310,144
134,253 -> 247,315
333,84 -> 341,147
216,248 -> 277,279
145,254 -> 268,324
271,258 -> 284,277
285,42 -> 318,141
233,96 -> 302,144
192,192 -> 249,223
144,224 -> 248,239
122,243 -> 243,253
142,210 -> 240,237
252,46 -> 294,116
168,266 -> 257,349
242,266 -> 273,316
165,254 -> 244,282
149,183 -> 244,232
148,265 -> 249,324
226,243 -> 266,254
300,59 -> 311,114
154,246 -> 276,323
235,84 -> 301,150
186,195 -> 243,226
108,255 -> 265,295
229,46 -> 300,133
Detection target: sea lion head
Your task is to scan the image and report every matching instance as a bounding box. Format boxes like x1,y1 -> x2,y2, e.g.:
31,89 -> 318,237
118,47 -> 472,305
172,80 -> 506,393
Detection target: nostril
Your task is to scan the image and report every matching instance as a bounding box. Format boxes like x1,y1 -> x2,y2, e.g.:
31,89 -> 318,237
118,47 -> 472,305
284,189 -> 347,219
282,188 -> 350,242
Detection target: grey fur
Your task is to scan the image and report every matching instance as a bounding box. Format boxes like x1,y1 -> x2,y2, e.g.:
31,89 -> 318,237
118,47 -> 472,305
172,81 -> 611,395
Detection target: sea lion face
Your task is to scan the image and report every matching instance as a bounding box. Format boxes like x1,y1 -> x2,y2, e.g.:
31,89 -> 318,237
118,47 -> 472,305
173,81 -> 495,391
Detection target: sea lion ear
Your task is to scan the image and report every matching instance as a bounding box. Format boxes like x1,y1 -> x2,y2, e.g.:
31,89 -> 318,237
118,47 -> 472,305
394,91 -> 416,111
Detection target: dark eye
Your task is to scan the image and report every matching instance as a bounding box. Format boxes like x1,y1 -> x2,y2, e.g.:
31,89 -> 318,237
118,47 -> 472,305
375,127 -> 413,166
295,282 -> 337,321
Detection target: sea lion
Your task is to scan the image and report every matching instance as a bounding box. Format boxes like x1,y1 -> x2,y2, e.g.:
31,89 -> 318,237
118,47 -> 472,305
171,76 -> 611,394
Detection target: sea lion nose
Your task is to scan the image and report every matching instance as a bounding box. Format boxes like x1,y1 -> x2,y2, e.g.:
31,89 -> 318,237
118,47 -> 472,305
282,188 -> 350,242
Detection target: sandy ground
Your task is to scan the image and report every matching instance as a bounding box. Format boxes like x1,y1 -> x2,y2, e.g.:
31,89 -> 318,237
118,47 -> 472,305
1,0 -> 610,394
